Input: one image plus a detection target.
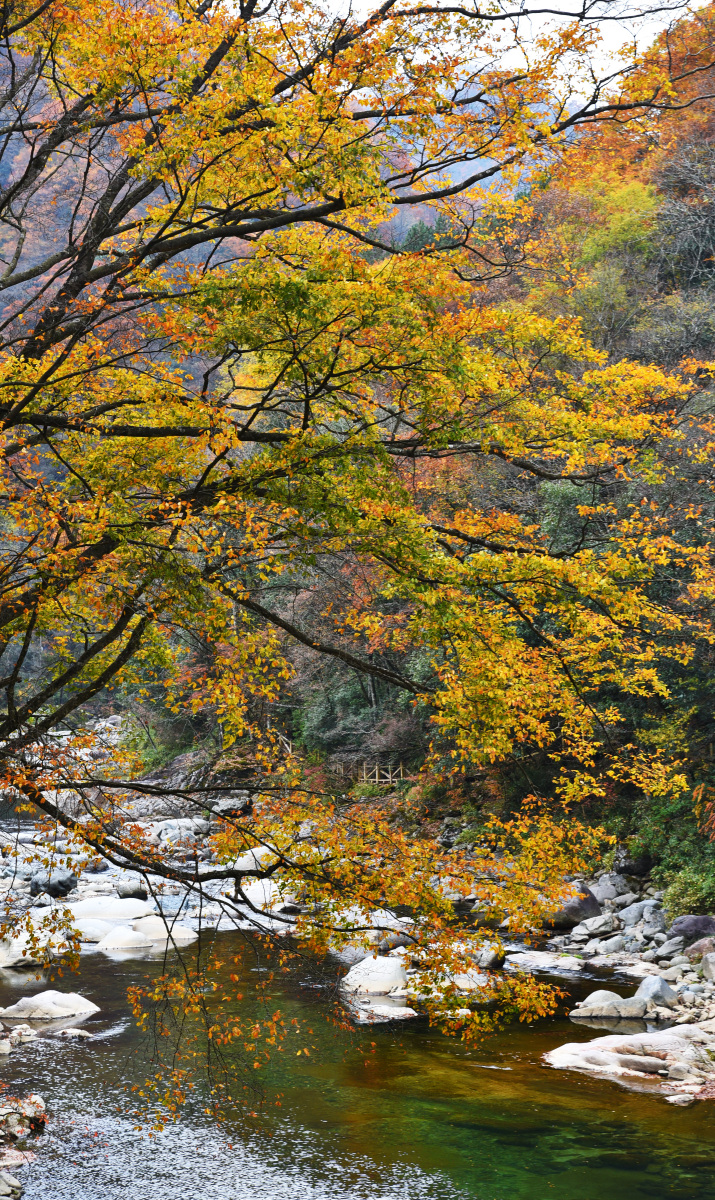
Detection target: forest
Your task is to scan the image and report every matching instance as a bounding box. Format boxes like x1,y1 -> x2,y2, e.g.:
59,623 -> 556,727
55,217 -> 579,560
1,0 -> 715,1191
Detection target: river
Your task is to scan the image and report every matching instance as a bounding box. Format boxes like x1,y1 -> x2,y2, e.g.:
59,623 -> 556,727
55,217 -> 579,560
0,931 -> 714,1200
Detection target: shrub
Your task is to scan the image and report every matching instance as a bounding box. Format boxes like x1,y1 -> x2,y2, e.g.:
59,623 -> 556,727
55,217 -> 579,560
663,865 -> 715,920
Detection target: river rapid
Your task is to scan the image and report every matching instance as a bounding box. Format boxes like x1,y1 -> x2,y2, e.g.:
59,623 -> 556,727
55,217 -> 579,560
1,932 -> 715,1200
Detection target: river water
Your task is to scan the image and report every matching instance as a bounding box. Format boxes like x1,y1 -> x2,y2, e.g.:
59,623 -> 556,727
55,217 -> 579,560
1,932 -> 715,1200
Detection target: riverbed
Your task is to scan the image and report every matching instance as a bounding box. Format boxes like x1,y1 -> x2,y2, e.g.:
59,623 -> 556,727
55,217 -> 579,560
1,932 -> 715,1200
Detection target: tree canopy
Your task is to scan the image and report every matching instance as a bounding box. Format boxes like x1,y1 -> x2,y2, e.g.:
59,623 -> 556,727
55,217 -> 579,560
1,0 -> 715,1108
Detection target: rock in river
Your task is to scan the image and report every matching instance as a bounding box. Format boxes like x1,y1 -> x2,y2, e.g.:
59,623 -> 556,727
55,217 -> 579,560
67,897 -> 154,922
115,879 -> 148,901
349,1000 -> 418,1024
635,975 -> 678,1009
548,882 -> 601,929
505,950 -> 584,974
132,915 -> 198,942
544,1023 -> 715,1101
97,927 -> 152,951
0,990 -> 99,1020
0,1093 -> 45,1139
342,955 -> 408,995
570,989 -> 647,1019
0,919 -> 69,969
73,919 -> 114,943
0,1167 -> 23,1196
29,869 -> 77,898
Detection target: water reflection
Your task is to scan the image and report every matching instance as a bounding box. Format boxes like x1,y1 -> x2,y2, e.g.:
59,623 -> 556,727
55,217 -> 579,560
0,933 -> 714,1200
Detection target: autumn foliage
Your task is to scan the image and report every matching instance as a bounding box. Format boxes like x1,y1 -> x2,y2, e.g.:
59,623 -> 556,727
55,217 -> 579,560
0,0 -> 713,1105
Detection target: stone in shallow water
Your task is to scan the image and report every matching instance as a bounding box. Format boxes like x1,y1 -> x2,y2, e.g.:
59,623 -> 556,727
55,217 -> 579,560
0,1093 -> 45,1140
132,915 -> 198,942
571,989 -> 647,1019
73,919 -> 114,943
635,975 -> 678,1008
342,955 -> 407,995
68,897 -> 154,922
0,1169 -> 22,1194
505,950 -> 584,974
351,1002 -> 418,1023
617,1054 -> 667,1074
29,869 -> 77,898
474,942 -> 505,969
97,927 -> 152,951
449,969 -> 489,992
545,1025 -> 715,1096
0,918 -> 69,968
8,1025 -> 36,1044
115,880 -> 148,901
0,990 -> 99,1020
570,1015 -> 648,1035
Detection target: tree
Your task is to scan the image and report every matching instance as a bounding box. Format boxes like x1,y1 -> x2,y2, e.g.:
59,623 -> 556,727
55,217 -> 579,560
0,0 -> 713,1110
401,215 -> 454,252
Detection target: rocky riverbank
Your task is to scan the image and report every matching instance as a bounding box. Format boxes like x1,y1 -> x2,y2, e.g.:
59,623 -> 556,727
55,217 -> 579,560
7,804 -> 715,1123
545,1020 -> 715,1106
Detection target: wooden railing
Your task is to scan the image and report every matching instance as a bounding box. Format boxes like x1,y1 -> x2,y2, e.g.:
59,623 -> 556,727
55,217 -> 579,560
274,734 -> 407,786
332,761 -> 407,785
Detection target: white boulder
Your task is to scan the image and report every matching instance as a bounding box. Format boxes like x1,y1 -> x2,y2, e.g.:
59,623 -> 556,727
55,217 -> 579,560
544,1024 -> 715,1096
68,897 -> 153,922
352,1003 -> 418,1023
635,975 -> 678,1009
97,927 -> 152,951
232,846 -> 277,872
0,918 -> 69,968
73,919 -> 114,943
132,916 -> 198,943
450,969 -> 489,993
570,988 -> 647,1019
8,1024 -> 36,1044
240,878 -> 283,912
505,950 -> 584,974
0,1093 -> 45,1137
0,990 -> 99,1020
342,955 -> 408,995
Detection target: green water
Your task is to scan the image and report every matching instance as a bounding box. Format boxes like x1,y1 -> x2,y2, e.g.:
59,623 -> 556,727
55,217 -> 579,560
1,932 -> 715,1200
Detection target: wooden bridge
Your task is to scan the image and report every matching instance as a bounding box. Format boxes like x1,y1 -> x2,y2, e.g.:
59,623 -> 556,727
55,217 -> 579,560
274,735 -> 408,785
